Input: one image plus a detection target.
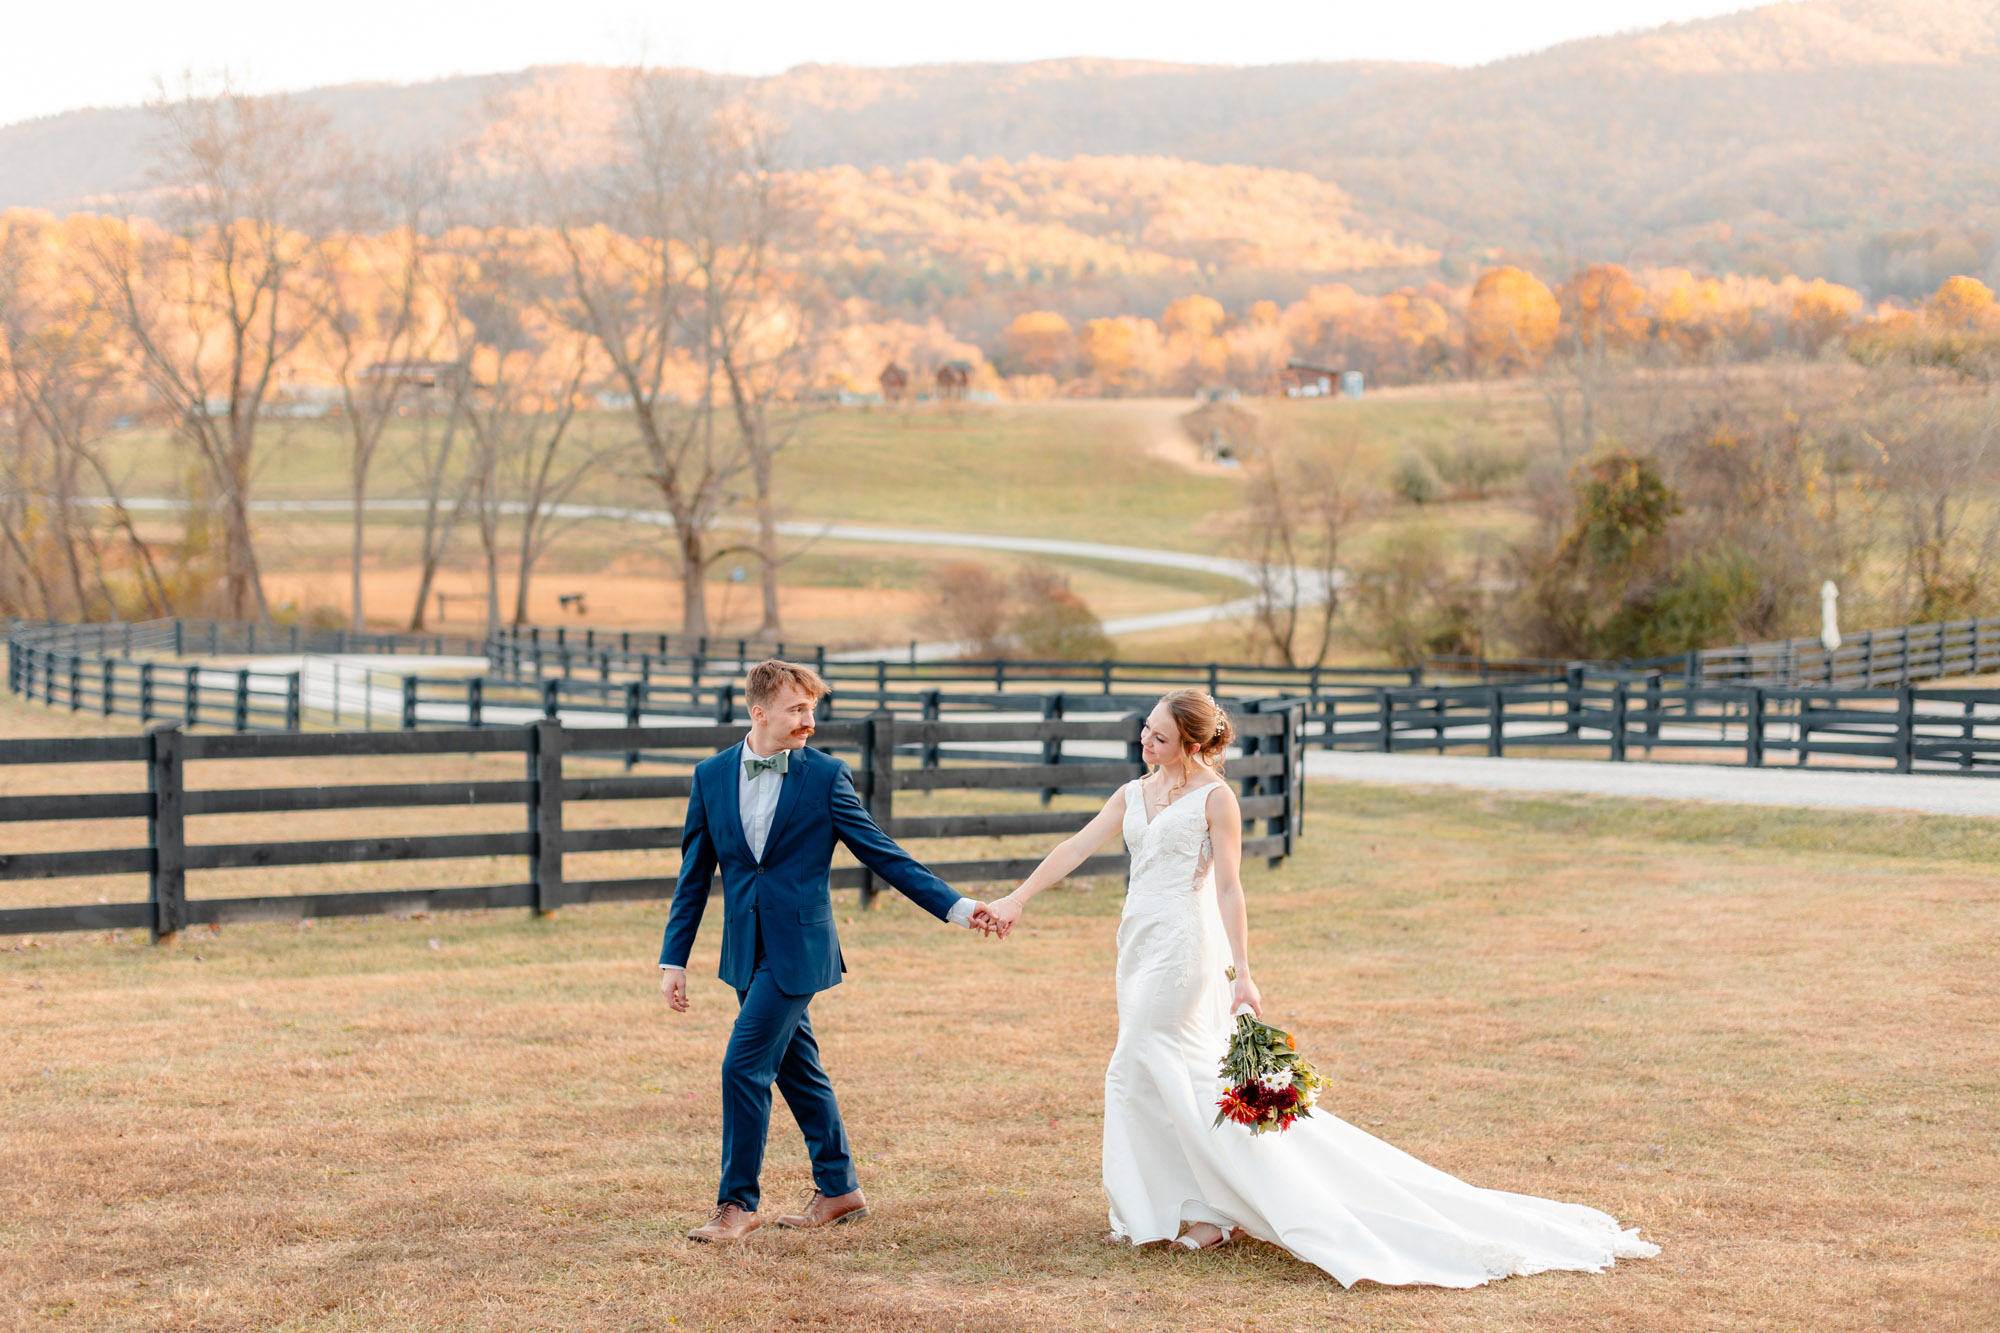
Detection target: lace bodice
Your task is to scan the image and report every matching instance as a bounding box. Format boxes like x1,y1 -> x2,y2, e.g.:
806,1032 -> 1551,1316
1120,778 -> 1218,900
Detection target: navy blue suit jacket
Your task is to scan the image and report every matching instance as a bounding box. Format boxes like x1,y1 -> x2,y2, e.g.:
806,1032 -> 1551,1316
658,742 -> 959,995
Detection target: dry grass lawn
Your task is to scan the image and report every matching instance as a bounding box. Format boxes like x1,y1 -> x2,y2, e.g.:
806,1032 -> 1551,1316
4,698 -> 1999,1330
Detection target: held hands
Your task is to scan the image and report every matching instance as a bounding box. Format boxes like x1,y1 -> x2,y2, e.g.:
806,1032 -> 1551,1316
972,892 -> 1025,939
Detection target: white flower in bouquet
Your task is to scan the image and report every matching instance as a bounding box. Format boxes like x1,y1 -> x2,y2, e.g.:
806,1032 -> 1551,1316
1256,1069 -> 1295,1092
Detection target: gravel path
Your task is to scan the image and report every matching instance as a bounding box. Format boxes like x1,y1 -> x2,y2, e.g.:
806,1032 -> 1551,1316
1304,751 -> 1997,817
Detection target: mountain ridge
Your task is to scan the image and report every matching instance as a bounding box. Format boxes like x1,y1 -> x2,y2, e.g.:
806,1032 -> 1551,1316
2,0 -> 1995,294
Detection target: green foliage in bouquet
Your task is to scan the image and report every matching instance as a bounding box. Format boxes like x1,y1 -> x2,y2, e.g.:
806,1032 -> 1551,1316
1213,1011 -> 1328,1136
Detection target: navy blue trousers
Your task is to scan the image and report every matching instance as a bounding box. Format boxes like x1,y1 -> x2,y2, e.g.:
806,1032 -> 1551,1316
717,948 -> 856,1211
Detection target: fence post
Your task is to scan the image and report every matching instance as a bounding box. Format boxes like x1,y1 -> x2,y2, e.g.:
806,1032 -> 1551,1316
68,655 -> 81,711
234,668 -> 250,731
1376,690 -> 1393,753
542,678 -> 560,721
185,665 -> 200,728
859,712 -> 896,910
1744,687 -> 1764,767
1609,682 -> 1628,762
285,673 -> 301,731
1487,687 -> 1505,757
1041,692 -> 1064,807
529,719 -> 565,916
1283,702 -> 1303,859
1564,664 -> 1583,738
922,689 -> 942,770
1895,685 -> 1915,773
102,658 -> 115,716
1644,671 -> 1663,752
624,682 -> 645,770
148,727 -> 187,943
396,675 -> 415,730
138,662 -> 153,724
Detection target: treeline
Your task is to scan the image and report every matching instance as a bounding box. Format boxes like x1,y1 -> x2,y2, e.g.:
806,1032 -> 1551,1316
993,265 -> 2000,399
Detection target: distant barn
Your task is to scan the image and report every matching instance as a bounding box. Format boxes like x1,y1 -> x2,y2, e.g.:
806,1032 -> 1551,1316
936,360 -> 971,399
1276,360 -> 1341,397
359,359 -> 464,390
879,362 -> 910,402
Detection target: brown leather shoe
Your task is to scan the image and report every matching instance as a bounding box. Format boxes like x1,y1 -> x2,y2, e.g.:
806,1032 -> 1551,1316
687,1202 -> 761,1243
774,1188 -> 869,1229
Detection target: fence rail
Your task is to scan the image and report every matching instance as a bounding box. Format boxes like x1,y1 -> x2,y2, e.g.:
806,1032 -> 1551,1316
1311,678 -> 2000,774
0,707 -> 1306,940
11,618 -> 2000,777
1682,617 -> 2000,688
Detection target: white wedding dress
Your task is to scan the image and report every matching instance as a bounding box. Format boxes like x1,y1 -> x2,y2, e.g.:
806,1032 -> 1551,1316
1102,779 -> 1661,1288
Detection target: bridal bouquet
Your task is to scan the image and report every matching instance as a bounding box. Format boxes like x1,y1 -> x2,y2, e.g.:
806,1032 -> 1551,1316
1213,1011 -> 1326,1136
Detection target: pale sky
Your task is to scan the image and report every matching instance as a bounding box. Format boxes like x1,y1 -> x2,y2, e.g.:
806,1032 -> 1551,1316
2,0 -> 1764,129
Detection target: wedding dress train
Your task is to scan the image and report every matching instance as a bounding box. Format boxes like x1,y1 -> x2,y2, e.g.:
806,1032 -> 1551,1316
1100,779 -> 1660,1288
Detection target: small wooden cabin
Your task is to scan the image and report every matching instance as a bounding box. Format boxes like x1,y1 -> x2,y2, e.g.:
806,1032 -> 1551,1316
935,360 -> 972,399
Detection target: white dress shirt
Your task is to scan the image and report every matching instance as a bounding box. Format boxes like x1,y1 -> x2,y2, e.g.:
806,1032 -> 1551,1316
661,740 -> 977,971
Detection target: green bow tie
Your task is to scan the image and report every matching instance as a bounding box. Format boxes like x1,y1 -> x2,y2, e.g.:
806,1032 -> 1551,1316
743,749 -> 789,781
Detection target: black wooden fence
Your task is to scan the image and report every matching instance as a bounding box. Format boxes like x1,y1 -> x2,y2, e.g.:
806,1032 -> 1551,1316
1316,677 -> 2000,774
11,618 -> 1999,775
0,708 -> 1305,941
1678,617 -> 2000,688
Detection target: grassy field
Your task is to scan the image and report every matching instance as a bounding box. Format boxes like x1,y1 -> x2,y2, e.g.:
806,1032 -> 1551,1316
4,698 -> 1996,1330
91,388 -> 1561,647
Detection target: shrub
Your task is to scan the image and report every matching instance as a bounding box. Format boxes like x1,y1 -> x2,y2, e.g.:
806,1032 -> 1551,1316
1391,450 -> 1444,505
924,562 -> 1011,657
1008,563 -> 1113,661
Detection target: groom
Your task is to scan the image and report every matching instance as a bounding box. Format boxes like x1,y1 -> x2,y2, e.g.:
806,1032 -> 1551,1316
659,659 -> 998,1242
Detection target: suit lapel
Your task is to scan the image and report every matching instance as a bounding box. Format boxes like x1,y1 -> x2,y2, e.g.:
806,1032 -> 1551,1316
763,745 -> 810,860
714,742 -> 746,860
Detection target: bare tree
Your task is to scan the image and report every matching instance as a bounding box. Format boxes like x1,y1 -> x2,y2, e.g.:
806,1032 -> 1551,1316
312,152 -> 451,629
1243,430 -> 1368,666
0,215 -> 169,619
78,81 -> 335,620
506,69 -> 751,635
683,100 -> 811,634
446,233 -> 604,629
400,365 -> 476,631
1864,377 -> 2000,621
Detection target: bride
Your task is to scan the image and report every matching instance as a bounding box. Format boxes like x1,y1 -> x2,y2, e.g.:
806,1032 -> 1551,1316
977,688 -> 1660,1288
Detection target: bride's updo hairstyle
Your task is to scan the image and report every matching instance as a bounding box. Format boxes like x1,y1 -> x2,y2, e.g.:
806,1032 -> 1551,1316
1157,688 -> 1235,777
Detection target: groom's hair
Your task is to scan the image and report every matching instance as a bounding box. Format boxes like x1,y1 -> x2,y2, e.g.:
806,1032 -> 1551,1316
745,659 -> 832,709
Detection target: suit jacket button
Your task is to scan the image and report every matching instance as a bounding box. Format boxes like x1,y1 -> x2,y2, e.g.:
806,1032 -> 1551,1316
754,866 -> 764,874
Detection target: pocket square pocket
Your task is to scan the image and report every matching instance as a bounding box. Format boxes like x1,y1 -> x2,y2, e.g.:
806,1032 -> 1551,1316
798,903 -> 835,924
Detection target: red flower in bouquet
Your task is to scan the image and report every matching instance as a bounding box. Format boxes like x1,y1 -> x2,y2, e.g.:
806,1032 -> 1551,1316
1213,1012 -> 1325,1136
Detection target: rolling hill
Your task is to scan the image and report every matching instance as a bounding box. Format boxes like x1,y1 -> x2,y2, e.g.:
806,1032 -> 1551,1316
1,0 -> 1996,295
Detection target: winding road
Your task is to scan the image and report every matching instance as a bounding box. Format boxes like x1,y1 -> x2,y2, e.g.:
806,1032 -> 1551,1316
94,495 -> 1336,655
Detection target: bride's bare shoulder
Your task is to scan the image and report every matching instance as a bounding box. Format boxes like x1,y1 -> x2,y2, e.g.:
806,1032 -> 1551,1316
1202,779 -> 1240,818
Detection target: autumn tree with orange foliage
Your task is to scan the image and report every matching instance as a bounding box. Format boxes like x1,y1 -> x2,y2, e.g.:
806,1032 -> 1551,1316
1465,266 -> 1559,375
1788,279 -> 1863,354
1003,310 -> 1075,376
